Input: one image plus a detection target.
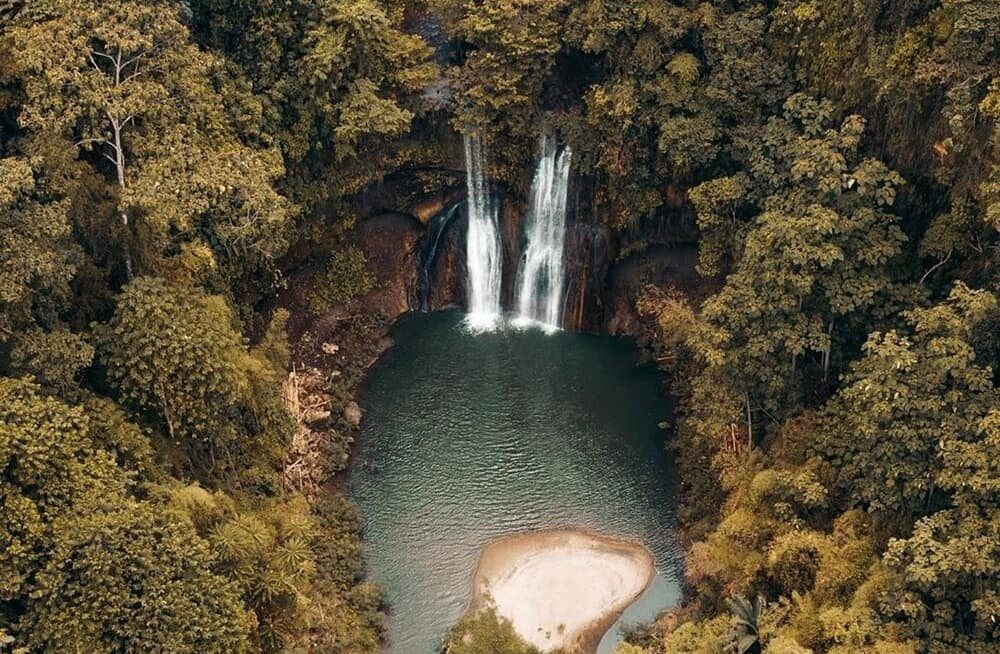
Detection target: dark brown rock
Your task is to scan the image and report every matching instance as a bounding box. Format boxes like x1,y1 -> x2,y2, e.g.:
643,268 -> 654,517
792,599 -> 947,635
603,244 -> 700,335
355,212 -> 423,320
411,187 -> 465,224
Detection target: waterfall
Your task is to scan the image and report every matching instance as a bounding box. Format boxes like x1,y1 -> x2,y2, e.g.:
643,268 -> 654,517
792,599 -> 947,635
514,135 -> 572,330
463,134 -> 503,330
418,203 -> 461,311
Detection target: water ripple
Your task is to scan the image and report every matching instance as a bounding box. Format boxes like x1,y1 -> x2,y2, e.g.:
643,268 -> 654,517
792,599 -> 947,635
349,311 -> 684,654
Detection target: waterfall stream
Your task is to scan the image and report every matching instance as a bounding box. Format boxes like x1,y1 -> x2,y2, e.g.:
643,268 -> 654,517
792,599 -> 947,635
418,203 -> 461,311
514,135 -> 572,330
463,134 -> 503,330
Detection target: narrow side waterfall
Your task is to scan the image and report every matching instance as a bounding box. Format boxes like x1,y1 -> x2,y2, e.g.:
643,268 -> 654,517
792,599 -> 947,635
514,135 -> 572,329
418,203 -> 461,311
463,134 -> 503,330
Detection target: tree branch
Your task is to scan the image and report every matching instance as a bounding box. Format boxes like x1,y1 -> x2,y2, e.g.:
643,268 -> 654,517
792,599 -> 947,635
919,250 -> 952,285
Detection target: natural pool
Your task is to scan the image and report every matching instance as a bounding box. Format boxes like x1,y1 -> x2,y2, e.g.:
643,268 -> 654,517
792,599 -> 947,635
349,311 -> 684,653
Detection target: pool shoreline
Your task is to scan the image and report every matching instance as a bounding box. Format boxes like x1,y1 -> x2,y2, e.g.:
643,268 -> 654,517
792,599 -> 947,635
348,310 -> 682,653
469,529 -> 657,653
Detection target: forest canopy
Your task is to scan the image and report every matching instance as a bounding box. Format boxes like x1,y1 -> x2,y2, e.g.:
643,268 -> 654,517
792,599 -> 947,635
1,1 -> 998,654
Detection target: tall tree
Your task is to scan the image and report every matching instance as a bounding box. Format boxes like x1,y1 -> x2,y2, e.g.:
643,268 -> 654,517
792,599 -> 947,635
0,153 -> 93,392
0,0 -> 293,298
24,500 -> 252,654
881,407 -> 999,654
99,277 -> 291,485
192,0 -> 436,210
816,283 -> 998,517
687,95 -> 907,445
0,377 -> 126,605
0,155 -> 76,336
1,378 -> 251,653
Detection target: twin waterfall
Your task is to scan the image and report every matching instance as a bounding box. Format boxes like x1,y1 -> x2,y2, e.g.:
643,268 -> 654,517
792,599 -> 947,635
514,135 -> 572,329
463,134 -> 503,330
462,133 -> 572,332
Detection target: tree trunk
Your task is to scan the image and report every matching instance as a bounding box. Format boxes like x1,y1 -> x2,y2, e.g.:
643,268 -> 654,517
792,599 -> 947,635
822,319 -> 834,381
111,118 -> 133,279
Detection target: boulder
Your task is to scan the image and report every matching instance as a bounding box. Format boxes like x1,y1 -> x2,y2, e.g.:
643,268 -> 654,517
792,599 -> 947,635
343,401 -> 363,427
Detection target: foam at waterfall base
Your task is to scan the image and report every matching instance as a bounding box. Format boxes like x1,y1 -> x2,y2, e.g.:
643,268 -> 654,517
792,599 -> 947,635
510,315 -> 562,334
462,311 -> 503,333
461,313 -> 563,335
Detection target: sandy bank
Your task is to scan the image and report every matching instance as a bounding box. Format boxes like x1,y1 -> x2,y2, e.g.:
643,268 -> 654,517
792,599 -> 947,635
470,529 -> 655,653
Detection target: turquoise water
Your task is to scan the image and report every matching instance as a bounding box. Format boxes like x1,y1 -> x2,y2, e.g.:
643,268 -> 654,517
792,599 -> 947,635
349,311 -> 684,653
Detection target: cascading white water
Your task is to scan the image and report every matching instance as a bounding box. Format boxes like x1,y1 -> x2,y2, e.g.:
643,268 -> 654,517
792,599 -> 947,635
463,134 -> 503,331
514,135 -> 572,330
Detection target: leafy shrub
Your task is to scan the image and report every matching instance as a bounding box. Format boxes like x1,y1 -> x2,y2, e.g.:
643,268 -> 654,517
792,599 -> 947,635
443,607 -> 542,654
307,247 -> 375,315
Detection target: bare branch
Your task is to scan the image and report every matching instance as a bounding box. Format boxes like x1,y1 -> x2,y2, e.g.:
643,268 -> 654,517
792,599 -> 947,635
121,53 -> 142,70
75,136 -> 108,148
919,250 -> 952,285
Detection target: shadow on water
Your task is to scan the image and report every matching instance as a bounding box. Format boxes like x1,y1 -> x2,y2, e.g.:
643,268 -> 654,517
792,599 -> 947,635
349,310 -> 684,654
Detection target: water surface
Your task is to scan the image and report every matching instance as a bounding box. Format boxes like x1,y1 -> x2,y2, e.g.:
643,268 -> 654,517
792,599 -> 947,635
349,311 -> 683,653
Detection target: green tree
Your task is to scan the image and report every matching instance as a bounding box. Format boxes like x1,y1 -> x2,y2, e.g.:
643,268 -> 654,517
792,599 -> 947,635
297,495 -> 384,652
880,408 -> 1000,654
568,0 -> 788,226
1,377 -> 250,653
816,283 -> 998,517
724,595 -> 763,654
0,155 -> 76,335
80,394 -> 155,477
212,498 -> 316,653
0,377 -> 127,603
22,499 -> 252,654
192,0 -> 436,209
1,0 -> 293,297
8,329 -> 94,396
0,154 -> 93,391
169,484 -> 319,654
688,173 -> 753,277
307,245 -> 376,315
99,277 -> 291,485
440,0 -> 570,178
687,95 -> 907,446
443,606 -> 543,654
772,0 -> 1000,281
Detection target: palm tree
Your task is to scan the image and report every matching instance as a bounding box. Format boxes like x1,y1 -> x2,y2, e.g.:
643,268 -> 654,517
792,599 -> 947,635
723,594 -> 763,654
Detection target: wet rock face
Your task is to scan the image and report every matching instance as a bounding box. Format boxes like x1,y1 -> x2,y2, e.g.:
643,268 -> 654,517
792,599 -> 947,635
419,191 -> 518,313
355,213 -> 423,319
350,179 -> 702,335
499,196 -> 526,309
562,221 -> 614,332
603,244 -> 701,336
411,187 -> 466,225
425,209 -> 467,311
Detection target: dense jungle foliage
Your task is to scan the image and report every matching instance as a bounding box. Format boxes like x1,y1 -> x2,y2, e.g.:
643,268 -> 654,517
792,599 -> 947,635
0,1 -> 997,654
